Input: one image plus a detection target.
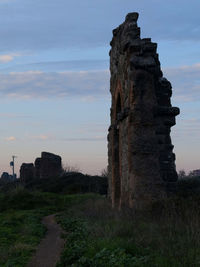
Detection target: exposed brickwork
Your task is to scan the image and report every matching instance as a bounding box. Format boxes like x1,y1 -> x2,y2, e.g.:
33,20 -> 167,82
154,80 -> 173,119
108,13 -> 180,209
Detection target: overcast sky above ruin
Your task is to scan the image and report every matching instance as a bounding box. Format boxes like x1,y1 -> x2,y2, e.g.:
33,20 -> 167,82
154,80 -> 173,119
0,0 -> 200,176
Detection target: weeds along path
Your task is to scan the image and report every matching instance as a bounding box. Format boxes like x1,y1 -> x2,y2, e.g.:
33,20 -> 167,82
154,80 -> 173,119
27,214 -> 64,267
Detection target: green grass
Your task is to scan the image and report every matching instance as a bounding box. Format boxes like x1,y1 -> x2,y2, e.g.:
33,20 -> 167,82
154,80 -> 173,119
1,184 -> 200,266
56,196 -> 200,267
0,210 -> 46,267
0,186 -> 95,266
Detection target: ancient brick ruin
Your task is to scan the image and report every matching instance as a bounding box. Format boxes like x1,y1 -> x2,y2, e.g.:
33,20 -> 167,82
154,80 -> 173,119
20,163 -> 35,182
20,152 -> 62,180
108,13 -> 180,209
35,152 -> 62,179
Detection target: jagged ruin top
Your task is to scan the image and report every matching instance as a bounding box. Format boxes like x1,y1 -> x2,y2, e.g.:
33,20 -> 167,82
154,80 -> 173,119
110,12 -> 165,79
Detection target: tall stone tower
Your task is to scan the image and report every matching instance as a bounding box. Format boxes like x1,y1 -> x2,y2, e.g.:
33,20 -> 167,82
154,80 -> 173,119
108,13 -> 180,209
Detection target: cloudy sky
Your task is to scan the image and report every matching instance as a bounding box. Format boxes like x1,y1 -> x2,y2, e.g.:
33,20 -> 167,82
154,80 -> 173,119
0,0 -> 200,176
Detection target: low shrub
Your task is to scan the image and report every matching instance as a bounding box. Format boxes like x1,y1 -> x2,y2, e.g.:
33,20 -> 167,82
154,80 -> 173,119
177,176 -> 200,196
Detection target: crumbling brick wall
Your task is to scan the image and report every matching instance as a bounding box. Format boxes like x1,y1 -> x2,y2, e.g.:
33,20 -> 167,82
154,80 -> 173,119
108,13 -> 180,209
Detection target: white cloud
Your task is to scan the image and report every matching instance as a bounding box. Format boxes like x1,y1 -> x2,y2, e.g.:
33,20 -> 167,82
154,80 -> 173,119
29,135 -> 50,141
0,55 -> 13,63
164,63 -> 200,102
0,70 -> 109,99
0,53 -> 21,63
0,63 -> 199,104
5,136 -> 16,141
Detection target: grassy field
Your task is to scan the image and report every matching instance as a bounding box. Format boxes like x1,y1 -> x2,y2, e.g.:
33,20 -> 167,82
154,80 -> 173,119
56,195 -> 200,267
1,180 -> 200,266
0,209 -> 46,266
0,186 -> 92,267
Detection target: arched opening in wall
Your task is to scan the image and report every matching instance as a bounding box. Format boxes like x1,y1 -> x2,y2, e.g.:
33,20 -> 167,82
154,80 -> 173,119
113,93 -> 122,207
116,93 -> 121,120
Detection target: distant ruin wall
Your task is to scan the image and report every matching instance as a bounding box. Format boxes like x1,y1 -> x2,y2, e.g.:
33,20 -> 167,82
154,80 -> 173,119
35,152 -> 62,179
108,13 -> 180,209
20,163 -> 35,182
20,152 -> 62,181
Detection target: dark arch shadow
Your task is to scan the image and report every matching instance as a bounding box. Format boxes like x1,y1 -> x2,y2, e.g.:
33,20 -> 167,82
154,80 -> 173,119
113,93 -> 122,207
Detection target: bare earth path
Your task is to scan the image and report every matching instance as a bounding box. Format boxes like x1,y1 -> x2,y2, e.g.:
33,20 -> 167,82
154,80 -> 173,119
27,214 -> 65,267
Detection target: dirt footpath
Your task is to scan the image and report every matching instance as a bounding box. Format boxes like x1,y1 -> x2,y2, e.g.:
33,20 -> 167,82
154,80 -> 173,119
27,214 -> 65,267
